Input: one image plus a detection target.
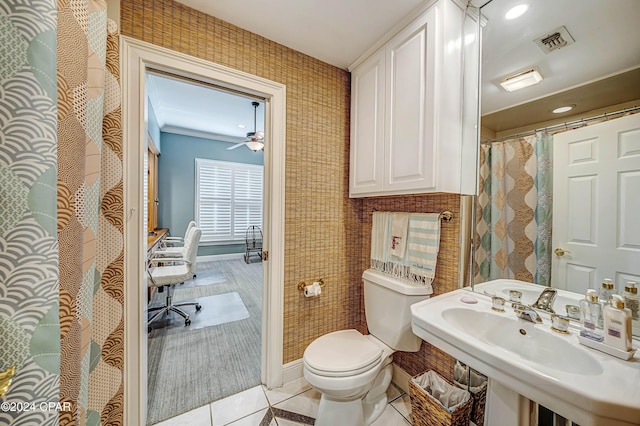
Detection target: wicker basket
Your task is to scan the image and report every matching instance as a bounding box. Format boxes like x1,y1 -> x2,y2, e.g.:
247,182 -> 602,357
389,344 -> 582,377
453,363 -> 488,426
409,371 -> 473,426
465,381 -> 487,426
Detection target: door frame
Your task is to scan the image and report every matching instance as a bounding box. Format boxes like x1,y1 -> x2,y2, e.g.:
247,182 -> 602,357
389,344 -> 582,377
121,36 -> 286,425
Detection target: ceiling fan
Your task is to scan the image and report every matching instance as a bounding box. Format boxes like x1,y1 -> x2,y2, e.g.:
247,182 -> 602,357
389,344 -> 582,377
227,101 -> 265,152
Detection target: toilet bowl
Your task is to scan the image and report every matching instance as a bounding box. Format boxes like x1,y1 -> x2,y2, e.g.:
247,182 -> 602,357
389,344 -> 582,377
303,330 -> 394,426
302,269 -> 431,426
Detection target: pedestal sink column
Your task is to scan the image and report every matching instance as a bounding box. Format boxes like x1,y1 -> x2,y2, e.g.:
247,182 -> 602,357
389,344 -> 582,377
485,379 -> 531,426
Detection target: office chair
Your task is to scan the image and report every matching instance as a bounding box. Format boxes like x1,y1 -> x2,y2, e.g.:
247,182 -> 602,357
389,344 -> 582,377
147,227 -> 202,326
154,221 -> 196,257
151,227 -> 196,258
162,220 -> 196,247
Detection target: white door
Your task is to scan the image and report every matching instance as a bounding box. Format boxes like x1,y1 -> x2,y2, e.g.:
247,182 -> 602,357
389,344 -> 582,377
552,113 -> 640,295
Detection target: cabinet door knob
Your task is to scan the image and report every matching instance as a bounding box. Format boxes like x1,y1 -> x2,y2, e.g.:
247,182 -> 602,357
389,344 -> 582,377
554,248 -> 571,257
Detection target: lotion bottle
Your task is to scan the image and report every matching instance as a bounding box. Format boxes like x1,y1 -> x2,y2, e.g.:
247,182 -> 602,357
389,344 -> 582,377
599,278 -> 615,306
603,294 -> 633,351
579,289 -> 603,342
623,282 -> 639,321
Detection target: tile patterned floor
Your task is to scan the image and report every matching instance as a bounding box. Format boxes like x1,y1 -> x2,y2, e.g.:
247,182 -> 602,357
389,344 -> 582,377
153,377 -> 413,426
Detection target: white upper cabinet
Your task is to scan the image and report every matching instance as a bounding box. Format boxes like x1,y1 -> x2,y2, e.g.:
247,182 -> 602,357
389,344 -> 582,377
350,49 -> 386,195
349,0 -> 477,197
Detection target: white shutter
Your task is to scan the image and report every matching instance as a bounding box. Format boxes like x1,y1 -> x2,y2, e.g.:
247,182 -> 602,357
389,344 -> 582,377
195,158 -> 263,243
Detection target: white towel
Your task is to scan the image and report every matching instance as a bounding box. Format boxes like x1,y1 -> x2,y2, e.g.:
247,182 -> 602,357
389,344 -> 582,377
371,212 -> 390,269
390,212 -> 409,258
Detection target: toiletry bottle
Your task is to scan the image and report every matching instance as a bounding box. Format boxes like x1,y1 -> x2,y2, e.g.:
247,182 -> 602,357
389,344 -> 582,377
603,295 -> 633,352
579,289 -> 603,342
623,282 -> 639,321
599,278 -> 615,306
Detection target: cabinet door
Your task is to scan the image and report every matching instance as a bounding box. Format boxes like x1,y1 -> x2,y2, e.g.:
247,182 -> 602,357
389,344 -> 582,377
385,8 -> 436,192
349,49 -> 386,196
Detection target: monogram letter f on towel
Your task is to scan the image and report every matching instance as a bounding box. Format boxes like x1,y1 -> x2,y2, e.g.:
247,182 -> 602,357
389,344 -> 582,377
390,212 -> 409,258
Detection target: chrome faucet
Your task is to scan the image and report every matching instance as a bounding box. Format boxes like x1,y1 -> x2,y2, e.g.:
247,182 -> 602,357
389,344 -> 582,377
530,287 -> 557,313
513,303 -> 542,323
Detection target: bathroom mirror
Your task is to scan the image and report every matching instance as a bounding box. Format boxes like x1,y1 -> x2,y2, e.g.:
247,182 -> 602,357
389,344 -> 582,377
471,0 -> 640,337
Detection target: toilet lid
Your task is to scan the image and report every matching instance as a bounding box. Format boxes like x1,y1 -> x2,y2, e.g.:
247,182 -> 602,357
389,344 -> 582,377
303,330 -> 382,377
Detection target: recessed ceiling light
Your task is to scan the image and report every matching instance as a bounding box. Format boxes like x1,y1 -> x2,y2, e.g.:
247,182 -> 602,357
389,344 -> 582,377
505,4 -> 529,20
238,124 -> 246,129
498,67 -> 543,92
552,105 -> 575,114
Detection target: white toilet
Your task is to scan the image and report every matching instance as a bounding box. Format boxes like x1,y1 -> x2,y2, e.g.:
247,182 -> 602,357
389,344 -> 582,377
303,269 -> 430,426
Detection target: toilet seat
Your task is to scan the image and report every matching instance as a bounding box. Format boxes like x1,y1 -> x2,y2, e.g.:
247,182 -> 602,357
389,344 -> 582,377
303,330 -> 382,378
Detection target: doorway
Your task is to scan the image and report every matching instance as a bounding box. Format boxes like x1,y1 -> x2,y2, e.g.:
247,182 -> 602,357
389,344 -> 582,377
122,36 -> 286,426
144,71 -> 267,423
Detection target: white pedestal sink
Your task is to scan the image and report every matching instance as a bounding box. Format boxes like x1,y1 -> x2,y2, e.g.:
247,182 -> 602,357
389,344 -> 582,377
411,287 -> 640,426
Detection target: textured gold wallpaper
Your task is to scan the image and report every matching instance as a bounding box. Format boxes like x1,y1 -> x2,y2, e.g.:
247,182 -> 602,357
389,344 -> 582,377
120,0 -> 360,364
120,0 -> 461,373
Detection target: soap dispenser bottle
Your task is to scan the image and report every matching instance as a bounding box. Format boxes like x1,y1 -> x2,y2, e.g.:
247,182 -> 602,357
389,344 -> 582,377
579,289 -> 603,342
603,294 -> 632,352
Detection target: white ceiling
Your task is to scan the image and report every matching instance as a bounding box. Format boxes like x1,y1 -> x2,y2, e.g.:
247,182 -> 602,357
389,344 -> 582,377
147,73 -> 264,140
176,0 -> 426,70
148,0 -> 640,140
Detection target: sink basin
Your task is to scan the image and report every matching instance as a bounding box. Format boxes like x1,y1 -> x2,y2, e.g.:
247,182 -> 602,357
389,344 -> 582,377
441,308 -> 603,375
411,288 -> 640,426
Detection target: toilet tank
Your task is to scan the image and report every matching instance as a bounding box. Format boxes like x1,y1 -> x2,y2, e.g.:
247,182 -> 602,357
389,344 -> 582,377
363,269 -> 431,352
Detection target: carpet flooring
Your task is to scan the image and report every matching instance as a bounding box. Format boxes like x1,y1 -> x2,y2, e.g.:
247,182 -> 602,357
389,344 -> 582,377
147,258 -> 263,425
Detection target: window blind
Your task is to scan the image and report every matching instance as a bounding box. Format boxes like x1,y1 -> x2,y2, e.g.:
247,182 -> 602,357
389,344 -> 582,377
195,158 -> 263,243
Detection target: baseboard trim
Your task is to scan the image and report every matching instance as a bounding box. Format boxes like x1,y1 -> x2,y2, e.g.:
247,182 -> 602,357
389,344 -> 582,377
281,359 -> 304,386
197,253 -> 244,262
392,364 -> 412,395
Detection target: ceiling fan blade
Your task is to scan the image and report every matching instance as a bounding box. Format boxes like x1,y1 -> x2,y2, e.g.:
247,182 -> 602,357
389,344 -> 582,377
227,142 -> 246,150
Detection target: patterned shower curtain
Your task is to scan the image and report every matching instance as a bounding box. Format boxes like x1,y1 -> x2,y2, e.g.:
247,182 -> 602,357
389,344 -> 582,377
0,1 -> 59,424
57,1 -> 124,424
475,132 -> 553,286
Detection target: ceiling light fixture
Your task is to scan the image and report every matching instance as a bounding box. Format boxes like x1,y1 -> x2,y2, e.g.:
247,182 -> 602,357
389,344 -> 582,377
246,140 -> 265,152
498,67 -> 543,92
505,4 -> 529,20
552,105 -> 575,114
227,101 -> 265,152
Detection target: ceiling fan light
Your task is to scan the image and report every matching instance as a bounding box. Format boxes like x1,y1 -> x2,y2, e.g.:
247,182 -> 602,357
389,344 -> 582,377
246,140 -> 264,152
499,68 -> 543,92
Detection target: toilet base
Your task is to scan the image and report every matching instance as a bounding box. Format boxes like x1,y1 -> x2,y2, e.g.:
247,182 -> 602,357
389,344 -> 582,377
315,397 -> 364,426
314,363 -> 393,426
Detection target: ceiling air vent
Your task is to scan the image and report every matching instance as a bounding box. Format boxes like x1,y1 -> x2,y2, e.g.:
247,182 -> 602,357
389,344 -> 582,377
534,26 -> 575,53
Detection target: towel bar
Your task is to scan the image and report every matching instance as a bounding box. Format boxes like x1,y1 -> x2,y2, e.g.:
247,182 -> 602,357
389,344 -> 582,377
367,210 -> 453,221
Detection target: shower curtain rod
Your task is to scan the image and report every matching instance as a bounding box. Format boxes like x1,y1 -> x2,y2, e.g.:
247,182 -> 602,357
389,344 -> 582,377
481,105 -> 640,144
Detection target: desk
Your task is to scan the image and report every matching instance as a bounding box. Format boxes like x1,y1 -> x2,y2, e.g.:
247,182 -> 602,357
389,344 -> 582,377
147,228 -> 168,302
147,228 -> 168,253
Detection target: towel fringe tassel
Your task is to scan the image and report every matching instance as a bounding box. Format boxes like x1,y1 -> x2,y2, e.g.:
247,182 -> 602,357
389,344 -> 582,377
370,259 -> 434,287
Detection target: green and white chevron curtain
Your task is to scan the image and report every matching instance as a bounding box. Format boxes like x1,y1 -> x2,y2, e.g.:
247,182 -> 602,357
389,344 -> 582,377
475,132 -> 553,286
1,1 -> 124,425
